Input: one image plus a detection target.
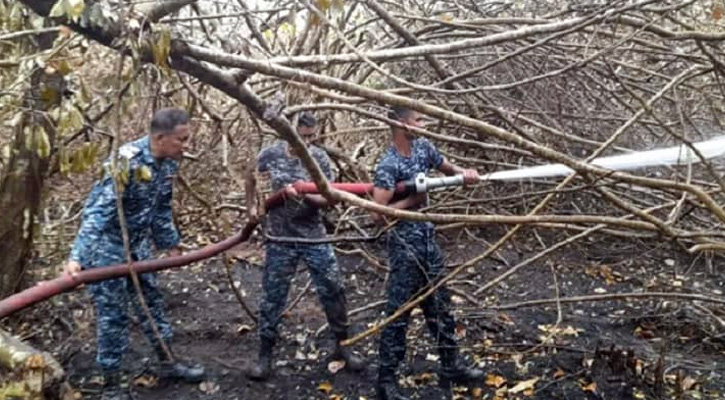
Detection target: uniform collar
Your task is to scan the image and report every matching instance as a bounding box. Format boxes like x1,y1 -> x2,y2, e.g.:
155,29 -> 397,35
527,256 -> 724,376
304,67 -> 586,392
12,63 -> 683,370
139,135 -> 157,165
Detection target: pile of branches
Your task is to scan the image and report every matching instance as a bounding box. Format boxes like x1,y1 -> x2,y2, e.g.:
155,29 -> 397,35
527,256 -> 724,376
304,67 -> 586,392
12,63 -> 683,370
140,0 -> 725,251
6,0 -> 725,357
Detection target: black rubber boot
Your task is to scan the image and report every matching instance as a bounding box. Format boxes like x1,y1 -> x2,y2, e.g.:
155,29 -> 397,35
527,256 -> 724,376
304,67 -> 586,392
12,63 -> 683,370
153,342 -> 206,383
376,380 -> 410,400
158,361 -> 206,383
439,349 -> 484,388
332,332 -> 365,372
248,338 -> 274,381
101,371 -> 132,400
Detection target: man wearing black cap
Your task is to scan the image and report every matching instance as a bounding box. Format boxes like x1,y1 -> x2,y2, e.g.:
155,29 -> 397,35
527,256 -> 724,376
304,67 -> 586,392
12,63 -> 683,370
245,112 -> 364,380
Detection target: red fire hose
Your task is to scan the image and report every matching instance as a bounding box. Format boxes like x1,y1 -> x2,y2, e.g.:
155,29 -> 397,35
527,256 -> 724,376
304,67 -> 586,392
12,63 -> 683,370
0,180 -> 410,319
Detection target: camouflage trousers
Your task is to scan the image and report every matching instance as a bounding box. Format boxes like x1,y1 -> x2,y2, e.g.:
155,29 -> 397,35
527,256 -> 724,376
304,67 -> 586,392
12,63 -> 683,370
378,227 -> 458,382
87,268 -> 172,372
259,242 -> 349,345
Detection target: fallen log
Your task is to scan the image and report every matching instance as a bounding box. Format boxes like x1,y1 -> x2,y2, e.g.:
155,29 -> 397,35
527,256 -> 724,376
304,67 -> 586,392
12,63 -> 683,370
0,329 -> 68,399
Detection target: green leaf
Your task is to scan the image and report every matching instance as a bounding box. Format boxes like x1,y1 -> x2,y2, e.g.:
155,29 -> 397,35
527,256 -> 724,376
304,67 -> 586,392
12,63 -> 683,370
49,0 -> 85,20
49,0 -> 67,18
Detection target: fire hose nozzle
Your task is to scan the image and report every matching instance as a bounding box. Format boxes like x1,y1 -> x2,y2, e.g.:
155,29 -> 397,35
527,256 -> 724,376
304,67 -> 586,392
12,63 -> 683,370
413,173 -> 466,193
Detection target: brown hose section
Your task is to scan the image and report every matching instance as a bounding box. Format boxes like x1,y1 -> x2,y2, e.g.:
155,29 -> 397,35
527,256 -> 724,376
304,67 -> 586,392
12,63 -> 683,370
0,181 -> 411,318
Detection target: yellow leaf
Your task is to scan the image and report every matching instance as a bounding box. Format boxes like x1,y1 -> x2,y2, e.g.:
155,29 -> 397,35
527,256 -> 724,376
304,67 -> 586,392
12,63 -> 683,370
154,29 -> 172,68
279,22 -> 294,36
35,126 -> 51,159
66,0 -> 85,20
633,387 -> 646,399
24,127 -> 34,151
70,149 -> 84,173
316,0 -> 332,11
133,375 -> 158,388
25,354 -> 46,369
135,165 -> 153,182
486,374 -> 507,388
60,149 -> 71,175
53,59 -> 72,76
318,381 -> 333,394
581,381 -> 597,393
471,387 -> 483,398
509,377 -> 539,394
40,86 -> 59,105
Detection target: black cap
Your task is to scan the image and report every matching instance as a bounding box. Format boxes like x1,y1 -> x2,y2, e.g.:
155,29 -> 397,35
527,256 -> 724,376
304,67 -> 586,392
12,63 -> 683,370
297,112 -> 317,128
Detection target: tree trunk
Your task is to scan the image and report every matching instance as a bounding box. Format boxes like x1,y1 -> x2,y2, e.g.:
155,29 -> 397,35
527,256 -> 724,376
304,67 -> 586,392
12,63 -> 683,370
0,31 -> 63,299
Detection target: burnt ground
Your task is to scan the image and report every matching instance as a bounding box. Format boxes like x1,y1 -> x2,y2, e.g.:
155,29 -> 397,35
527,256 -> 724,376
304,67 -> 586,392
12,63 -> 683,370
3,231 -> 725,400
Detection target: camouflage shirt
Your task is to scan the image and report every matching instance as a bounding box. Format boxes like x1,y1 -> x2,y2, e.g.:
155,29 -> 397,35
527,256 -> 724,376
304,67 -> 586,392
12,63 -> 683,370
70,136 -> 181,267
374,138 -> 444,235
257,141 -> 334,239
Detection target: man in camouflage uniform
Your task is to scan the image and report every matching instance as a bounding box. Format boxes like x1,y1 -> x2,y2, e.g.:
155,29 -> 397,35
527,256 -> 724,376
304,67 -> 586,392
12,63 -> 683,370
62,108 -> 204,400
246,112 -> 364,380
371,106 -> 484,400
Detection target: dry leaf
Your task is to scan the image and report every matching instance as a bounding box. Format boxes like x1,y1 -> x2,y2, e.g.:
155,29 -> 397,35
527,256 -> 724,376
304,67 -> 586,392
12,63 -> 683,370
538,324 -> 583,337
328,360 -> 346,374
497,313 -> 514,325
553,369 -> 566,379
318,381 -> 333,394
471,387 -> 483,398
412,372 -> 436,384
24,354 -> 46,369
455,323 -> 467,339
486,374 -> 507,388
682,376 -> 697,391
509,377 -> 539,394
198,381 -> 219,395
634,326 -> 655,339
133,375 -> 158,388
633,387 -> 646,399
581,381 -> 597,393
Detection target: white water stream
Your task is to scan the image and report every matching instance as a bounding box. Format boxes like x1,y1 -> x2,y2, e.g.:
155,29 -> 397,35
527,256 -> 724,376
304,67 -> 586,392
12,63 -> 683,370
480,136 -> 725,181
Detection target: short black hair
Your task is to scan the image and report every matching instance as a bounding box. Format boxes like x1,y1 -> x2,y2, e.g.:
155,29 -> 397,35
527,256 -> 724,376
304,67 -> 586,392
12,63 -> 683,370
151,108 -> 189,134
388,106 -> 414,122
297,111 -> 317,128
